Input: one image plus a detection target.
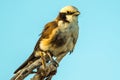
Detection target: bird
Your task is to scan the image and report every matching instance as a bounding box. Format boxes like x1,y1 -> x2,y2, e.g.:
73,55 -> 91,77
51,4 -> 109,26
14,5 -> 80,74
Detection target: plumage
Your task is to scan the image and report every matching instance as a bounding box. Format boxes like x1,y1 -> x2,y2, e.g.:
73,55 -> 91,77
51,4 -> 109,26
14,5 -> 80,74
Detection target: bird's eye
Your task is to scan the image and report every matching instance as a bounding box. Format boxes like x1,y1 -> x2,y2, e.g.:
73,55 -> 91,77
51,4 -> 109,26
67,11 -> 70,14
66,11 -> 74,15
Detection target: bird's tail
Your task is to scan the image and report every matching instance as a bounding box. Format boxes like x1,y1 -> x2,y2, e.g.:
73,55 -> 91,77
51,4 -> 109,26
14,52 -> 38,74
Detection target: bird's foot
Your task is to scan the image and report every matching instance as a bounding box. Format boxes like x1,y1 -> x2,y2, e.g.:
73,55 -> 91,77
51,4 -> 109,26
51,60 -> 59,67
39,65 -> 48,77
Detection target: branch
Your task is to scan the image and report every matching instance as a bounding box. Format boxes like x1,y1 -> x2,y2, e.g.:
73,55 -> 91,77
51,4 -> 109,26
11,51 -> 68,80
11,58 -> 42,80
31,52 -> 68,80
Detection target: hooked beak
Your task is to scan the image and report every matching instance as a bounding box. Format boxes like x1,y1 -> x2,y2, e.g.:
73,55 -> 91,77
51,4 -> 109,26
74,11 -> 80,16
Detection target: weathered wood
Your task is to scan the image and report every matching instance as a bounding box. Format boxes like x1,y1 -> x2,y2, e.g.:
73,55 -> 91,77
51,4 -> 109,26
11,51 -> 67,80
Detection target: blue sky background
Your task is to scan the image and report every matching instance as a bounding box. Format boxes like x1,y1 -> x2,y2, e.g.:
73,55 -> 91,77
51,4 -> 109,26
0,0 -> 120,80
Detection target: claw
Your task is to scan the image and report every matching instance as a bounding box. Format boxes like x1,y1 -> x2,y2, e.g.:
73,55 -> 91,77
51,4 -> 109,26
51,60 -> 59,67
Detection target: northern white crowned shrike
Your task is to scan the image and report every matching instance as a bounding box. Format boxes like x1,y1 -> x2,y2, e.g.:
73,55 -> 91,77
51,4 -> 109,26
14,5 -> 80,73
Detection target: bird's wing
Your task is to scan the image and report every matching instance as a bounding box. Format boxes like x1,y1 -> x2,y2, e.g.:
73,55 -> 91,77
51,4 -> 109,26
39,21 -> 58,40
14,52 -> 37,73
14,21 -> 58,74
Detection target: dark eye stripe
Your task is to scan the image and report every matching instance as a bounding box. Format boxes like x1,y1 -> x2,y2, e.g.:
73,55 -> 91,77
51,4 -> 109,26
66,11 -> 75,15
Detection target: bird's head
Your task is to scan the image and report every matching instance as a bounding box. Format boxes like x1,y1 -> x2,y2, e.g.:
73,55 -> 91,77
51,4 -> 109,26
57,6 -> 80,22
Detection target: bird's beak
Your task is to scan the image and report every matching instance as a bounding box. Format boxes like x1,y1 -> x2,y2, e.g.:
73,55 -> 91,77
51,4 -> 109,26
74,11 -> 80,16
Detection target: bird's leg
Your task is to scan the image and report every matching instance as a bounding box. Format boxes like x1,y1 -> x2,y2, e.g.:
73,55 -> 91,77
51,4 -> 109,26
38,51 -> 47,76
40,52 -> 46,69
35,51 -> 46,68
46,51 -> 59,67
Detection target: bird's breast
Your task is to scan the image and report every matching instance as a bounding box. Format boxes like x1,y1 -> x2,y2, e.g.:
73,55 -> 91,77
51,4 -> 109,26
40,21 -> 79,57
